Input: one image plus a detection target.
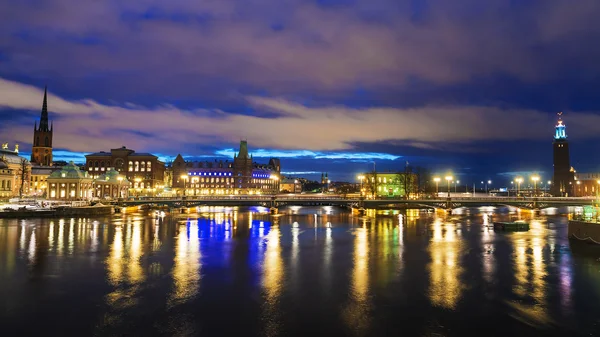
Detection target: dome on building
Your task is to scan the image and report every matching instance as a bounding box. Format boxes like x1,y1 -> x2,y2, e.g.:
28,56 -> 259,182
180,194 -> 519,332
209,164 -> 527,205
0,159 -> 8,169
94,168 -> 130,185
48,161 -> 90,179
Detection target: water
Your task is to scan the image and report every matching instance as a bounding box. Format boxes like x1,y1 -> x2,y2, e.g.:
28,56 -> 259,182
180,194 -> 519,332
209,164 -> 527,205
0,206 -> 599,337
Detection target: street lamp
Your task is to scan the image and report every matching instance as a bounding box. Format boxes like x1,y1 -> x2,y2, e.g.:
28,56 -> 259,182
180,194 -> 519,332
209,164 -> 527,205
433,177 -> 441,196
515,177 -> 523,196
180,174 -> 188,197
454,180 -> 460,193
531,175 -> 540,197
134,177 -> 141,197
576,180 -> 581,197
357,175 -> 365,196
117,176 -> 123,199
445,175 -> 453,198
546,180 -> 551,194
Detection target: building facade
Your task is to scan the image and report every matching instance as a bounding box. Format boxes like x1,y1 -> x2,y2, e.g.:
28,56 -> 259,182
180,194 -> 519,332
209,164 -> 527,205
280,178 -> 302,193
172,141 -> 281,195
93,169 -> 130,199
360,171 -> 416,198
552,113 -> 575,196
85,146 -> 166,196
0,144 -> 31,197
30,166 -> 55,197
46,162 -> 94,200
573,172 -> 600,197
0,158 -> 13,199
31,87 -> 54,166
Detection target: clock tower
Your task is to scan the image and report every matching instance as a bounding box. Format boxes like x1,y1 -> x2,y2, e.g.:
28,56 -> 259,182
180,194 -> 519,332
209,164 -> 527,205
31,86 -> 53,166
552,112 -> 574,196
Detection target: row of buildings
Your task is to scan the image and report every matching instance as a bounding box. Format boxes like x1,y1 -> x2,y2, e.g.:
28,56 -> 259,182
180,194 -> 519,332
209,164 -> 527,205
0,88 -> 283,201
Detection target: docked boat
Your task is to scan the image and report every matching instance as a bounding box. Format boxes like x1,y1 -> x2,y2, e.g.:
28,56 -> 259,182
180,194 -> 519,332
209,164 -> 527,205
493,221 -> 529,231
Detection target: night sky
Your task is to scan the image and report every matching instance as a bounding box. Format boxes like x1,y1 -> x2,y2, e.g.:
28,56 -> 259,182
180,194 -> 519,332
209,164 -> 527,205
1,0 -> 600,185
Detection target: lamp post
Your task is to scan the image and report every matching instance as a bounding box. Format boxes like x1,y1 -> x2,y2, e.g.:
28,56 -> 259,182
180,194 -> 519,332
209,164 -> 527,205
358,175 -> 365,196
515,177 -> 523,196
531,175 -> 540,197
117,176 -> 123,199
180,174 -> 188,197
510,181 -> 514,197
546,180 -> 551,195
576,180 -> 581,197
433,177 -> 441,196
134,177 -> 141,197
294,179 -> 298,194
487,180 -> 492,195
445,175 -> 453,198
454,180 -> 460,193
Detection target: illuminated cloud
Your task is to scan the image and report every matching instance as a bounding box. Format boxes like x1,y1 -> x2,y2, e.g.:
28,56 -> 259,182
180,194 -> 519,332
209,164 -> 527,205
3,79 -> 600,158
214,149 -> 400,161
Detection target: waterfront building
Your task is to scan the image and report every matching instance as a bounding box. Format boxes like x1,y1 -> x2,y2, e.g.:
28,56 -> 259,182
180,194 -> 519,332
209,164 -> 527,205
30,87 -> 54,166
85,146 -> 166,196
0,143 -> 31,197
172,140 -> 281,195
280,178 -> 302,193
46,161 -> 93,200
573,172 -> 600,197
361,171 -> 416,198
30,166 -> 55,197
93,169 -> 130,199
0,158 -> 13,199
552,112 -> 575,196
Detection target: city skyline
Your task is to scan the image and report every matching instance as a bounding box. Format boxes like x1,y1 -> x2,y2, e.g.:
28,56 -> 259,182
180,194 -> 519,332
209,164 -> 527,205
2,1 -> 600,182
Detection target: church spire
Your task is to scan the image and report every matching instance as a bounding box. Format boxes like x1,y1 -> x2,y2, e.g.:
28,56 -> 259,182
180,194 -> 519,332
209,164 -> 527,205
238,140 -> 249,159
39,86 -> 49,132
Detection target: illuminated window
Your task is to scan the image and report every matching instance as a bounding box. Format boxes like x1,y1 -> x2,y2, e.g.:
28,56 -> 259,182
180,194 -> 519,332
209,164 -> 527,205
147,161 -> 151,171
135,161 -> 139,172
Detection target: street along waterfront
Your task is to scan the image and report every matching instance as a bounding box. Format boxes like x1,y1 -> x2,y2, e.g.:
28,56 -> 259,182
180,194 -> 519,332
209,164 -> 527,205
0,206 -> 598,336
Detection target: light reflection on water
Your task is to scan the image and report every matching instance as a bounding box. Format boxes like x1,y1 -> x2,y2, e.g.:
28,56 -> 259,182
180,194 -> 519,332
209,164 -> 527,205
0,207 -> 599,336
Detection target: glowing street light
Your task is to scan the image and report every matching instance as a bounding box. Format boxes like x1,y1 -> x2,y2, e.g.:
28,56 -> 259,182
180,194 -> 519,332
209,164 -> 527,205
454,180 -> 460,193
433,177 -> 441,195
445,175 -> 453,197
531,175 -> 540,197
117,176 -> 123,199
515,177 -> 523,196
180,174 -> 189,197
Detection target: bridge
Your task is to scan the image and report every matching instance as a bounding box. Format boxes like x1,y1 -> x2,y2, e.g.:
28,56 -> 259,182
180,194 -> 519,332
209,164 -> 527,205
110,195 -> 596,211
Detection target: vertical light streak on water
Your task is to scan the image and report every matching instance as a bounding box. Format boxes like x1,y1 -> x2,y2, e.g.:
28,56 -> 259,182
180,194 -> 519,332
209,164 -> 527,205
107,227 -> 124,285
343,223 -> 370,333
262,220 -> 283,337
428,217 -> 463,309
68,218 -> 75,255
169,220 -> 201,307
48,221 -> 55,252
19,222 -> 26,253
90,221 -> 98,253
28,229 -> 36,264
127,221 -> 144,284
57,219 -> 64,256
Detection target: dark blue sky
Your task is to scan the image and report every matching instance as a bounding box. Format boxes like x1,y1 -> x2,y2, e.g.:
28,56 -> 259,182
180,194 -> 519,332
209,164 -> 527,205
1,0 -> 600,184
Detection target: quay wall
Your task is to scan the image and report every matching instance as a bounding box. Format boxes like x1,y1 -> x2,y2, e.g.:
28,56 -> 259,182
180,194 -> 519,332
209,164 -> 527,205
0,206 -> 114,219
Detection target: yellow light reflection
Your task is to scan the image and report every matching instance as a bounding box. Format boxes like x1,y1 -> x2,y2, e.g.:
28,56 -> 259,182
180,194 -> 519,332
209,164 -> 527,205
169,221 -> 201,307
343,225 -> 370,333
262,222 -> 283,336
107,227 -> 124,285
428,218 -> 463,309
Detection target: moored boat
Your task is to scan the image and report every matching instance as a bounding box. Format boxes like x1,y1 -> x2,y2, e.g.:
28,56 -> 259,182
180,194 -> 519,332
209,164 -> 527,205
493,221 -> 529,231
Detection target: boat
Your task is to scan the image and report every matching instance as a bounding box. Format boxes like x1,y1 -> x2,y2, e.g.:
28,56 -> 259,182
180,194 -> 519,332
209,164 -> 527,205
493,221 -> 529,231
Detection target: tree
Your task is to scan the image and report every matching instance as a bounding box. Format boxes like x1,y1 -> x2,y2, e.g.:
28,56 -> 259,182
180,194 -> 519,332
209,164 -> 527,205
364,171 -> 378,198
396,163 -> 415,199
413,166 -> 432,196
17,158 -> 29,199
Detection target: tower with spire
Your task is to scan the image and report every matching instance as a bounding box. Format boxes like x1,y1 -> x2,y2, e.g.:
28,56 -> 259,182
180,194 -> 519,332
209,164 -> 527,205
31,86 -> 53,166
552,112 -> 574,196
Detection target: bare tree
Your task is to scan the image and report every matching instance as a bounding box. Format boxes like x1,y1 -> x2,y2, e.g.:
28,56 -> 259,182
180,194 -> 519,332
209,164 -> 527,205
17,158 -> 29,199
364,171 -> 378,198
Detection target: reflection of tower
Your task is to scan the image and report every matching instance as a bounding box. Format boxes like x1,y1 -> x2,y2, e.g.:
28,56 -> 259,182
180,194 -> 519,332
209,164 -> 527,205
31,86 -> 53,166
552,112 -> 574,196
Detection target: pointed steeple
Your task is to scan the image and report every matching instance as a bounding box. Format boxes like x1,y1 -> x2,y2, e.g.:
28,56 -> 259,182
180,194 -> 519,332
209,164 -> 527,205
238,140 -> 249,159
554,111 -> 566,140
39,86 -> 49,131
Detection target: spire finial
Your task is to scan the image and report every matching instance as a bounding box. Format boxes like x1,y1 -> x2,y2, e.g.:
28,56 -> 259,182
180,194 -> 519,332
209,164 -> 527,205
39,85 -> 49,131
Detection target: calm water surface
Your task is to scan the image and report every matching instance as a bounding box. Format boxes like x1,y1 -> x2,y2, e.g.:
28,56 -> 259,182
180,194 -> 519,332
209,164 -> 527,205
0,206 -> 599,337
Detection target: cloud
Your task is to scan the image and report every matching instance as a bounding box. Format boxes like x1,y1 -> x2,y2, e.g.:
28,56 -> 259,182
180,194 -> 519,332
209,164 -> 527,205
2,78 -> 600,157
1,0 -> 599,99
